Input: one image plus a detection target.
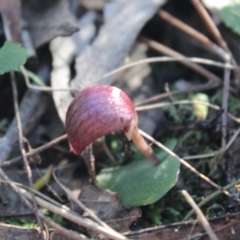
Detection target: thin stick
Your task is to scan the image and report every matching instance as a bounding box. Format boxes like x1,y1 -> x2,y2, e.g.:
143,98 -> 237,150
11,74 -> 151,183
184,152 -> 217,160
184,126 -> 240,160
53,171 -> 113,230
183,178 -> 240,221
99,56 -> 235,84
139,129 -> 233,198
19,188 -> 129,240
182,190 -> 219,240
221,67 -> 230,149
135,100 -> 240,124
20,66 -> 79,92
224,127 -> 240,152
10,72 -> 43,236
42,215 -> 90,240
190,0 -> 229,52
140,36 -> 221,81
135,80 -> 220,106
125,210 -> 240,237
1,134 -> 67,168
0,178 -> 72,212
0,169 -> 87,240
19,56 -> 235,94
0,176 -> 127,240
165,83 -> 182,121
190,0 -> 240,84
81,145 -> 96,184
136,100 -> 220,111
158,10 -> 229,61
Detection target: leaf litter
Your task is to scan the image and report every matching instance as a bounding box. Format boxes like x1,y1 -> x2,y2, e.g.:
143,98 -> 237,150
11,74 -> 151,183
1,0 -> 240,239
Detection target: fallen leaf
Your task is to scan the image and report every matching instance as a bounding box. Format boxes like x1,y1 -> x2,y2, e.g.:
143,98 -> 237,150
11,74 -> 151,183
22,0 -> 79,48
0,223 -> 41,240
0,169 -> 49,217
78,185 -> 141,233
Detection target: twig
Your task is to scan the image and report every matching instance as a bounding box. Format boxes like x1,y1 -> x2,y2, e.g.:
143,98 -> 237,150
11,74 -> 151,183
183,178 -> 240,221
81,145 -> 96,184
100,56 -> 235,84
224,126 -> 240,152
165,83 -> 182,121
0,73 -> 50,163
184,152 -> 217,160
184,126 -> 240,160
181,190 -> 219,240
135,80 -> 220,106
2,179 -> 68,210
19,187 -> 129,240
1,134 -> 67,168
139,36 -> 221,82
0,176 -> 126,239
136,99 -> 216,112
221,67 -> 231,149
18,56 -> 235,95
0,169 -> 87,240
139,129 -> 233,198
135,100 -> 240,124
10,71 -> 43,236
190,0 -> 240,81
158,10 -> 230,61
42,215 -> 90,240
20,66 -> 79,92
124,211 -> 240,237
190,0 -> 229,52
102,140 -> 119,166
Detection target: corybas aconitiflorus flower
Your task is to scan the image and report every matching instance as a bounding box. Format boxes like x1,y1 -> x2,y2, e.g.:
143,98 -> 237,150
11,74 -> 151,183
65,85 -> 160,165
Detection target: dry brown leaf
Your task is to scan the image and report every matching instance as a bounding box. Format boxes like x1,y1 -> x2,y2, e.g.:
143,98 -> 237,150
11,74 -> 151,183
0,223 -> 42,240
78,185 -> 141,233
22,0 -> 79,48
0,169 -> 48,217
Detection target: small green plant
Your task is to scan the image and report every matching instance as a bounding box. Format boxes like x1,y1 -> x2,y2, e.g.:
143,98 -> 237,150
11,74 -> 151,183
3,217 -> 35,228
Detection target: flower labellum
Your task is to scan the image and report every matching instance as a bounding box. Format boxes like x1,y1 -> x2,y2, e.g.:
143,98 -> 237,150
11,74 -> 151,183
65,85 -> 160,165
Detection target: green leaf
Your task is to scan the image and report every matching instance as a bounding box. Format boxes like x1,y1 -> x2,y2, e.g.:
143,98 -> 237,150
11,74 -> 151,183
219,3 -> 240,35
97,139 -> 180,207
0,41 -> 28,75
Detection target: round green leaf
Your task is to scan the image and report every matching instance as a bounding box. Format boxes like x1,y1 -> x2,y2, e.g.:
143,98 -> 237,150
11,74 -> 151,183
97,139 -> 180,207
219,3 -> 240,35
0,41 -> 28,75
